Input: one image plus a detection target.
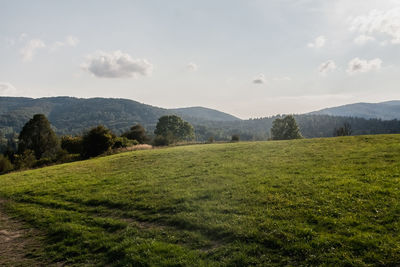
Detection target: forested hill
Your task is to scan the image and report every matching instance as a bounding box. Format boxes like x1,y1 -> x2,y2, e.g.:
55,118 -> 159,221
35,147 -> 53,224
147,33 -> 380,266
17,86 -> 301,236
170,107 -> 240,122
2,96 -> 400,142
0,97 -> 239,136
310,100 -> 400,120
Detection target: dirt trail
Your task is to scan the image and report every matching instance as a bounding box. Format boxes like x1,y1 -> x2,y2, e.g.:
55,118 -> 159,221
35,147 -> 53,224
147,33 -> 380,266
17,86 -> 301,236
0,199 -> 53,267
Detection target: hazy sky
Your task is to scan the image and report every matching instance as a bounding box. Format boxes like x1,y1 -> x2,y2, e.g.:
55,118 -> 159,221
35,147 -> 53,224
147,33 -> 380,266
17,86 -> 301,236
1,0 -> 400,119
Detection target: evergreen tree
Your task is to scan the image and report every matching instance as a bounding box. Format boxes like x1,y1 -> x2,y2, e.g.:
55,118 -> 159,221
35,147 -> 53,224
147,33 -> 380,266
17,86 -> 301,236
271,115 -> 303,140
18,114 -> 60,159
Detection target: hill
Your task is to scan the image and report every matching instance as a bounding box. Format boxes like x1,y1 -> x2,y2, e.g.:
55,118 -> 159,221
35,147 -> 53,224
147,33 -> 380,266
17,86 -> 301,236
1,135 -> 400,265
0,96 -> 239,136
170,106 -> 240,122
310,100 -> 400,120
3,97 -> 400,145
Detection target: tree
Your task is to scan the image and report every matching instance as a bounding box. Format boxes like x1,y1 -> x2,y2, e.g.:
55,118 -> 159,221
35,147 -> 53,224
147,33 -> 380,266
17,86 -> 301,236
154,115 -> 194,144
18,114 -> 60,159
121,124 -> 149,143
81,125 -> 115,158
271,115 -> 302,140
334,122 -> 352,136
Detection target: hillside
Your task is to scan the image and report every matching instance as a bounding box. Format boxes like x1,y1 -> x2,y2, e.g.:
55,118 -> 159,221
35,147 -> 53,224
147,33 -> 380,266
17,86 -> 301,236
3,97 -> 400,144
310,100 -> 400,120
0,97 -> 239,136
170,106 -> 240,122
1,135 -> 400,265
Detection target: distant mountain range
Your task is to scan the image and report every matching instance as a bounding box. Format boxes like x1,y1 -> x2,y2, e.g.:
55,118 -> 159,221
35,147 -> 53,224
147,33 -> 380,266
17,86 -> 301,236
310,101 -> 400,120
0,97 -> 240,136
1,97 -> 400,144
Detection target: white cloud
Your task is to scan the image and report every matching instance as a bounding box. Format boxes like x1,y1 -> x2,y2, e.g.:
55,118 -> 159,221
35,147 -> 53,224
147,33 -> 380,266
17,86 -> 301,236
50,35 -> 79,51
346,57 -> 382,75
19,33 -> 28,41
0,82 -> 17,96
82,50 -> 153,78
20,39 -> 46,61
186,62 -> 198,71
349,8 -> 400,44
307,35 -> 326,48
353,34 -> 375,45
273,76 -> 292,81
318,60 -> 337,75
253,74 -> 266,84
65,35 -> 79,47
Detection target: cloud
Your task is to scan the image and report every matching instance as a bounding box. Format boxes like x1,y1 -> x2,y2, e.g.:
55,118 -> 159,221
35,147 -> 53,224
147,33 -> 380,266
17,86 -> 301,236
65,35 -> 79,47
307,35 -> 326,48
318,60 -> 336,75
349,8 -> 400,44
50,35 -> 79,51
346,57 -> 382,75
82,50 -> 153,78
273,76 -> 292,81
353,34 -> 375,45
186,62 -> 198,71
0,82 -> 17,96
20,39 -> 46,61
253,74 -> 266,84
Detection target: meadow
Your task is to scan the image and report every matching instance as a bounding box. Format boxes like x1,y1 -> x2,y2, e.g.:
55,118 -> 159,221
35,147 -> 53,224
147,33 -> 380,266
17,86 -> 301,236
0,135 -> 400,266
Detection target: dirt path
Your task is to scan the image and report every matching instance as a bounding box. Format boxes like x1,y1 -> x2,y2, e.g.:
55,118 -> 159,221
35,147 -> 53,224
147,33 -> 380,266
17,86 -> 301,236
0,199 -> 54,267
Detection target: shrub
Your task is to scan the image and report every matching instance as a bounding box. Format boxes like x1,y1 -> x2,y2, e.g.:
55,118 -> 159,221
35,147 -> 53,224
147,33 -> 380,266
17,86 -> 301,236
113,137 -> 131,149
0,155 -> 13,174
14,150 -> 36,170
121,124 -> 149,144
81,125 -> 115,158
61,136 -> 83,154
334,123 -> 352,137
153,135 -> 172,146
231,134 -> 240,142
207,136 -> 215,143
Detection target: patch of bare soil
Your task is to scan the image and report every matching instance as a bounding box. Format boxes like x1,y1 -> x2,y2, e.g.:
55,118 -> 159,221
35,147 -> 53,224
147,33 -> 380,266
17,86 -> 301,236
0,199 -> 57,267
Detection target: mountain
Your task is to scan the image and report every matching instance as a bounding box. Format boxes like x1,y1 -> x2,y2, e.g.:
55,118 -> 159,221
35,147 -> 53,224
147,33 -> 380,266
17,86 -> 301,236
2,97 -> 400,146
310,101 -> 400,120
170,106 -> 240,122
0,97 -> 240,136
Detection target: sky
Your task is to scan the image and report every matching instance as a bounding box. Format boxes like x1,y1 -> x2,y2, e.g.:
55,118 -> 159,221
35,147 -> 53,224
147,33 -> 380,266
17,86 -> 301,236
1,0 -> 400,119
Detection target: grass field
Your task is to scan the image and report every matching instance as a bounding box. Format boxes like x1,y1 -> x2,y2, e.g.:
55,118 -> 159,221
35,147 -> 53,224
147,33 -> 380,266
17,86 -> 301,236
1,135 -> 400,266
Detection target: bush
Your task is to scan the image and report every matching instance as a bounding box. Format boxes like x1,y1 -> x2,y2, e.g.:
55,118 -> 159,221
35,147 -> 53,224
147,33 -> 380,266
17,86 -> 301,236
121,124 -> 149,144
14,150 -> 36,170
153,135 -> 172,146
81,125 -> 115,158
61,136 -> 83,154
33,157 -> 54,168
334,123 -> 352,137
0,155 -> 13,174
207,136 -> 215,143
231,134 -> 240,142
113,137 -> 131,149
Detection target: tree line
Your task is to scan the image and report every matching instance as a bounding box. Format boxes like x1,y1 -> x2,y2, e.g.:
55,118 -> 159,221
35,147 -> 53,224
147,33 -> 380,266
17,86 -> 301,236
0,112 -> 368,175
0,114 -> 195,174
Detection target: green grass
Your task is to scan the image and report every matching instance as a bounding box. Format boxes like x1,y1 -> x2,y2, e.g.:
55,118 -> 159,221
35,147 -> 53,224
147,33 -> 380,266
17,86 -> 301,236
1,135 -> 400,266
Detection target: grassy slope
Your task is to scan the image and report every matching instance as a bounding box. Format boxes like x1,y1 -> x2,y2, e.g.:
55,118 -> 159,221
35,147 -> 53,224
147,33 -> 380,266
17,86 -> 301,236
1,135 -> 400,266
